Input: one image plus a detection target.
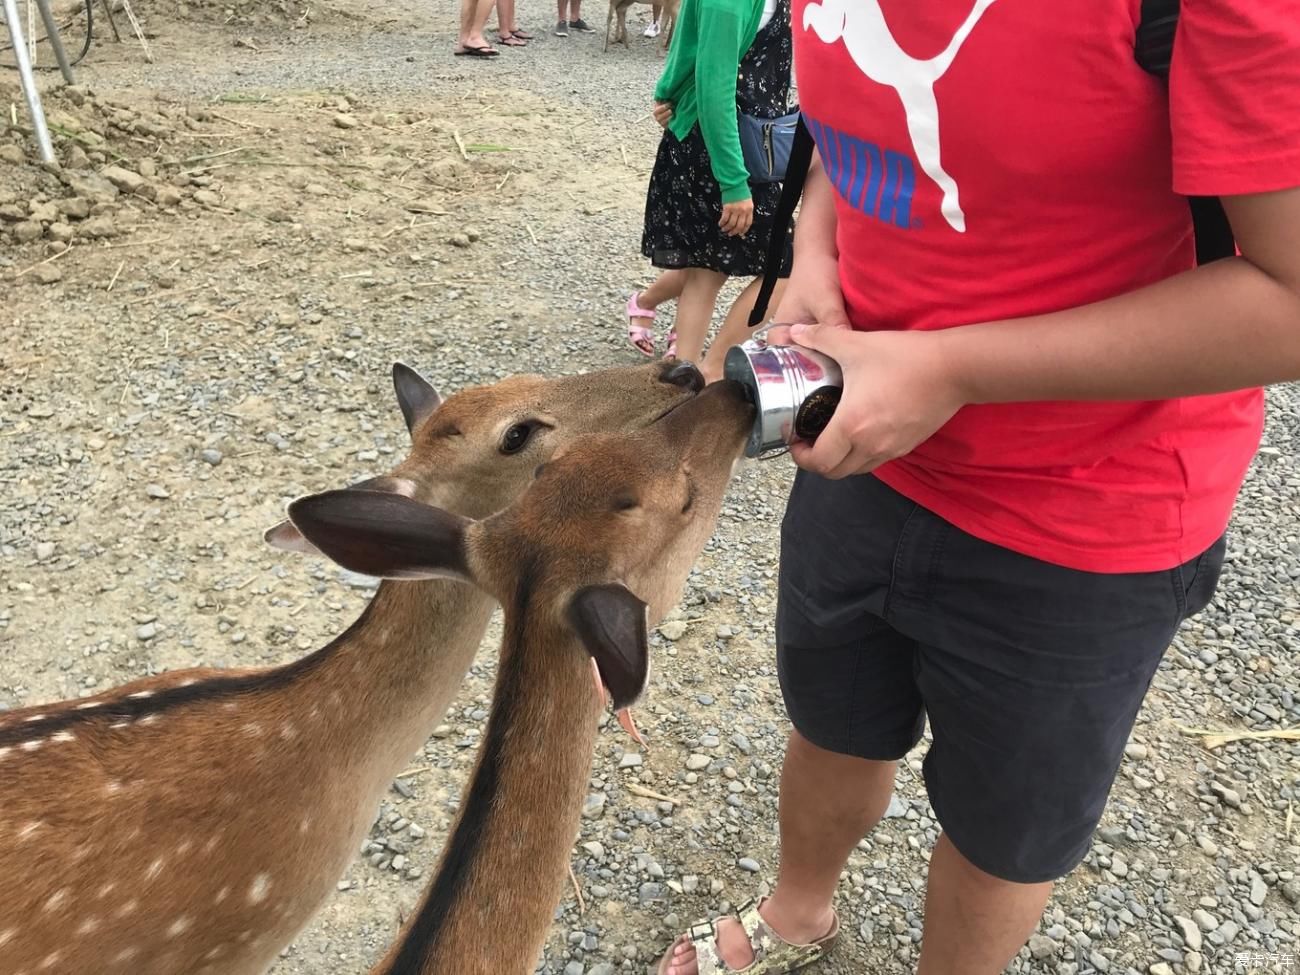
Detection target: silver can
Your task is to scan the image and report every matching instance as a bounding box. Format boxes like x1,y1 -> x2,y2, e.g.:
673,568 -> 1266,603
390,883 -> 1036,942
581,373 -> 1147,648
723,334 -> 844,458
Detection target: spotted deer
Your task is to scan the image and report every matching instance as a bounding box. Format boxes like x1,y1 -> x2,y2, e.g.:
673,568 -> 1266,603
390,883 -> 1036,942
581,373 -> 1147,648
0,359 -> 705,975
287,379 -> 755,975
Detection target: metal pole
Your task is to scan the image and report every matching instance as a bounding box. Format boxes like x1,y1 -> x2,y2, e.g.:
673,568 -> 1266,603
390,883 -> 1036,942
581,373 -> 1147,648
33,0 -> 76,84
2,0 -> 56,163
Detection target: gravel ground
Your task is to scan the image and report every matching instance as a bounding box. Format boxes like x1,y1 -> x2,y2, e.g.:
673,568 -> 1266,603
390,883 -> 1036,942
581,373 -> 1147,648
2,2 -> 1298,973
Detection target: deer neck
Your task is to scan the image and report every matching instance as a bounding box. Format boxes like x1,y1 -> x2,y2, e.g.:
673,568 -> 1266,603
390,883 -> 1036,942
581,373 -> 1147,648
301,577 -> 496,786
377,608 -> 602,975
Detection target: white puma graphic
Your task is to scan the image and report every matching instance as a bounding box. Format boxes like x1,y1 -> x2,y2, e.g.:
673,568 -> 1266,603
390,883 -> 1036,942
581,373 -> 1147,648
803,0 -> 998,232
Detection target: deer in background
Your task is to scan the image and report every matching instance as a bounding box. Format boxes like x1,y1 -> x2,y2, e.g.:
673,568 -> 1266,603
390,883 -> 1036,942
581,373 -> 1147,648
0,358 -> 704,975
605,0 -> 678,51
288,379 -> 755,975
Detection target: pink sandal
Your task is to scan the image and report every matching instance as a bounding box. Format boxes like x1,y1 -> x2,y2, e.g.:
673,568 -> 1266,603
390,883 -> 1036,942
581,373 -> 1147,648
627,291 -> 657,357
665,330 -> 678,359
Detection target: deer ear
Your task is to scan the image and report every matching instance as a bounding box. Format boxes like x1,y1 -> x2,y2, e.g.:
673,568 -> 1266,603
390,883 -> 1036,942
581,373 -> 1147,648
287,490 -> 473,583
568,584 -> 649,710
264,476 -> 417,555
393,362 -> 442,436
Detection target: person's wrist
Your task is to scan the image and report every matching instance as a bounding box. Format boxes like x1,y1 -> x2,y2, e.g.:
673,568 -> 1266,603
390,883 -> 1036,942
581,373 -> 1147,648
930,326 -> 981,408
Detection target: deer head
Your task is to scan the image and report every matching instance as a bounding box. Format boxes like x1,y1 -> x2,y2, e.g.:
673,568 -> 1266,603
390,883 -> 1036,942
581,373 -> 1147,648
288,377 -> 754,712
266,358 -> 706,552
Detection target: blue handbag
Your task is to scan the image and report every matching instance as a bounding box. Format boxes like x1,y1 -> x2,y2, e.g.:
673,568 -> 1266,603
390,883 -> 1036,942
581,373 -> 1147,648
738,106 -> 800,183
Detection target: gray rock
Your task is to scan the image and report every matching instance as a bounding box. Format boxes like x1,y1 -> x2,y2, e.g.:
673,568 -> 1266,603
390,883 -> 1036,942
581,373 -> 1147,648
136,622 -> 158,641
1027,933 -> 1058,960
582,793 -> 607,819
1249,873 -> 1268,906
1149,963 -> 1173,975
685,754 -> 711,771
1192,909 -> 1219,932
581,841 -> 604,860
145,483 -> 170,499
1174,915 -> 1202,952
201,448 -> 223,465
638,882 -> 664,903
658,620 -> 688,641
102,165 -> 147,195
619,751 -> 643,769
884,794 -> 908,818
737,857 -> 760,873
34,542 -> 56,561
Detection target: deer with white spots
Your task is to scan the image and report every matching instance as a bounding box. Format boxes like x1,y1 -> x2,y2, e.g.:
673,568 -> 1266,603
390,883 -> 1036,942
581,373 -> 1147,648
287,379 -> 755,975
0,358 -> 705,975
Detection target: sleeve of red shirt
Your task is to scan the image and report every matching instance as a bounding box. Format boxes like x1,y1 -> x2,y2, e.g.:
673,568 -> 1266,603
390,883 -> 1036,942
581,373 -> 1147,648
1170,0 -> 1300,196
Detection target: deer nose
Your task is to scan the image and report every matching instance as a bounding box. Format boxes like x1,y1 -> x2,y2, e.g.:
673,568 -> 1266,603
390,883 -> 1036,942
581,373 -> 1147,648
660,360 -> 705,392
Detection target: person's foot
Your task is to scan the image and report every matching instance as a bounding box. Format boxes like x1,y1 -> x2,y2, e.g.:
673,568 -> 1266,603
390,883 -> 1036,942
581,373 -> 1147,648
569,17 -> 596,32
496,31 -> 527,45
643,20 -> 660,36
660,896 -> 837,975
554,19 -> 569,35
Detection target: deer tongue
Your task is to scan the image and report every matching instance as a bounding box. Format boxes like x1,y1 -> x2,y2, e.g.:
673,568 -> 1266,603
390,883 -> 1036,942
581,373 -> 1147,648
589,657 -> 647,746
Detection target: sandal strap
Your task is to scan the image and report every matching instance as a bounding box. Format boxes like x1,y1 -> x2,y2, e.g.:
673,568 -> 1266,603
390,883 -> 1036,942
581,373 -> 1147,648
682,898 -> 837,974
628,291 -> 657,320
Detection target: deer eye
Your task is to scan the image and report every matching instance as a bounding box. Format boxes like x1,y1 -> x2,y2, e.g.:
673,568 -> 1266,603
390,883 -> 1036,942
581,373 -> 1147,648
613,494 -> 639,512
501,422 -> 537,455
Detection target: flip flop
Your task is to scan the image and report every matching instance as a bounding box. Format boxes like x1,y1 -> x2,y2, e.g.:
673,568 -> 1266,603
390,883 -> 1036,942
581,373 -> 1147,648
627,291 -> 657,357
496,32 -> 528,45
510,28 -> 535,38
454,45 -> 500,56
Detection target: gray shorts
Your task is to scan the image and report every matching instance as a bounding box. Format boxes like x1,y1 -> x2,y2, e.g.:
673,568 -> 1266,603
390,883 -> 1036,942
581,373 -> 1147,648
776,471 -> 1224,883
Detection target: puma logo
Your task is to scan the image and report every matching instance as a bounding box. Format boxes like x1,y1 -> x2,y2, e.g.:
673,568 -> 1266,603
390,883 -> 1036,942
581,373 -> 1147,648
803,0 -> 998,232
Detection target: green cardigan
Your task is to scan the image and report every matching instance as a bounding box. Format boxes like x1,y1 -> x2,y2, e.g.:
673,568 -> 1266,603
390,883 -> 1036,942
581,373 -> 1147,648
653,0 -> 765,204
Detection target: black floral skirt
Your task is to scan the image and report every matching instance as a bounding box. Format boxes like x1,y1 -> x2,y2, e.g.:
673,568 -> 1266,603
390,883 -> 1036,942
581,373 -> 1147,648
641,124 -> 794,279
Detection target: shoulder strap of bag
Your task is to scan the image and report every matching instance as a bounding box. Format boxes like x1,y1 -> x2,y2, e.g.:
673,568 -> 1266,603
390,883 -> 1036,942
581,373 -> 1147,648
748,114 -> 815,327
1135,0 -> 1235,264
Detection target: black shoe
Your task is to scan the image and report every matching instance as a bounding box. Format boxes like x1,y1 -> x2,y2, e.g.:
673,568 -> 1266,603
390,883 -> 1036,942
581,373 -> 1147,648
569,18 -> 595,32
554,19 -> 569,35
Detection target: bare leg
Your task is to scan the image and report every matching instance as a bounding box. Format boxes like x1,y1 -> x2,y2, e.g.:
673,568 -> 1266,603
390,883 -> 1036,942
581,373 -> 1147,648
917,836 -> 1052,975
458,0 -> 497,49
699,277 -> 787,383
495,0 -> 513,33
671,268 -> 727,366
664,731 -> 889,973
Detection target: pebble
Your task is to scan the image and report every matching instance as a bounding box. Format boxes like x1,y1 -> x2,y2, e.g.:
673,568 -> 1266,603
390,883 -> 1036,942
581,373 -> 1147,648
1196,835 -> 1219,856
333,113 -> 360,129
1027,933 -> 1058,960
145,483 -> 170,499
1192,909 -> 1219,932
737,857 -> 760,873
685,754 -> 711,771
658,620 -> 687,641
581,841 -> 604,860
582,793 -> 607,819
1174,915 -> 1202,951
1149,963 -> 1173,975
1249,873 -> 1268,906
618,752 -> 643,769
1124,742 -> 1148,760
563,962 -> 584,975
201,448 -> 223,465
34,542 -> 56,561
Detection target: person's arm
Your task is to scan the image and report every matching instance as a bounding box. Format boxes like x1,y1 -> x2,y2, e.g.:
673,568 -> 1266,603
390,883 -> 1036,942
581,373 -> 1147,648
694,0 -> 751,205
785,186 -> 1300,478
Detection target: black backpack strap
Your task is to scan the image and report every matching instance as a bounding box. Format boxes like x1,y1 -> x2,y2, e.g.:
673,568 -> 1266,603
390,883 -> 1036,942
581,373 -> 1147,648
748,114 -> 815,327
1135,0 -> 1235,263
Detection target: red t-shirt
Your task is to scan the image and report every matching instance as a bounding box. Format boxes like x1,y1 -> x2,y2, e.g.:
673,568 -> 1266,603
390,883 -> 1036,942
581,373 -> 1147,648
791,0 -> 1300,573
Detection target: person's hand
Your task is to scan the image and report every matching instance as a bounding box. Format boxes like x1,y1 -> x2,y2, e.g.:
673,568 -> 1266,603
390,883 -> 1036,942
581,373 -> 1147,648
767,252 -> 850,333
719,198 -> 754,237
775,323 -> 968,479
653,101 -> 674,128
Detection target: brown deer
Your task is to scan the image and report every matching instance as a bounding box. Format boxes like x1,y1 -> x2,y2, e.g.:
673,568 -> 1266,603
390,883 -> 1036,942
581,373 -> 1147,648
286,378 -> 755,975
604,0 -> 678,51
0,359 -> 704,975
